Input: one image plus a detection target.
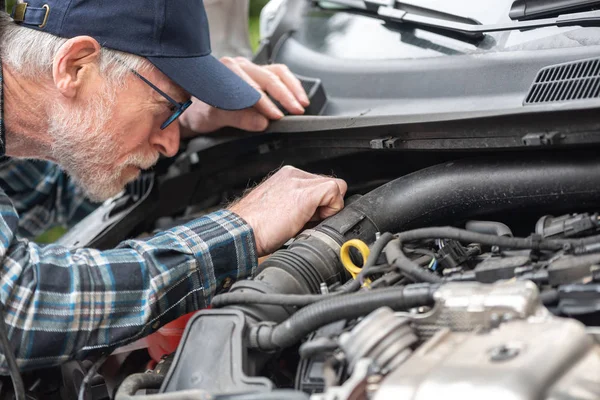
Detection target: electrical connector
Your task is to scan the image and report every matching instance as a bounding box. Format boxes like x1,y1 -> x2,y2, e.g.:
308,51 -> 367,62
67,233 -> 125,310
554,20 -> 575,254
535,213 -> 600,239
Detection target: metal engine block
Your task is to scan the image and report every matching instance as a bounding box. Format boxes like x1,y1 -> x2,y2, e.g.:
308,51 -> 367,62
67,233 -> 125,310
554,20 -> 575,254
318,282 -> 600,400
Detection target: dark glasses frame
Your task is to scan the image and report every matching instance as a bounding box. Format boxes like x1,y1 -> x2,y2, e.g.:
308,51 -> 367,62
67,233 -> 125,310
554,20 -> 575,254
131,70 -> 192,130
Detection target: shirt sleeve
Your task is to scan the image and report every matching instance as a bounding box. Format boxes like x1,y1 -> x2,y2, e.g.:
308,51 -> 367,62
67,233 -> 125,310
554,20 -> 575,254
0,184 -> 257,373
0,158 -> 99,239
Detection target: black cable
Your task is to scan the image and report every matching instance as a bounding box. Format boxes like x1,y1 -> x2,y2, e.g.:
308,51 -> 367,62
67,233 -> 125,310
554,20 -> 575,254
0,303 -> 25,400
397,227 -> 600,250
404,247 -> 437,259
385,241 -> 442,283
540,289 -> 559,306
78,353 -> 109,400
249,284 -> 436,351
370,271 -> 405,288
359,264 -> 394,276
299,337 -> 339,359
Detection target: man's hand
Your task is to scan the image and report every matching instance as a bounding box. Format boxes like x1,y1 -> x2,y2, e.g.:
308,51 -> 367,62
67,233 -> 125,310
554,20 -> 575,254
228,166 -> 347,256
180,57 -> 310,137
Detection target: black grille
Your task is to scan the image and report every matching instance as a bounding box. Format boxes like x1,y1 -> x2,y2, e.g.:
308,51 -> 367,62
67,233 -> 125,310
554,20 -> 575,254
524,57 -> 600,105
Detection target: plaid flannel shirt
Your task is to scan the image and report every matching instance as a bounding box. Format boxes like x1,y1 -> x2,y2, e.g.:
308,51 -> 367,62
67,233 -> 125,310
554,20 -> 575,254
0,64 -> 257,373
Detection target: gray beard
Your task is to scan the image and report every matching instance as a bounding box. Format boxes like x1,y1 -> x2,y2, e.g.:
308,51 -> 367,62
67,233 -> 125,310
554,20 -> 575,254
47,86 -> 159,202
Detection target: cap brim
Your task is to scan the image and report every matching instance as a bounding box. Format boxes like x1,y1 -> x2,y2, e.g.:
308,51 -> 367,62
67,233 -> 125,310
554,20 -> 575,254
147,54 -> 261,111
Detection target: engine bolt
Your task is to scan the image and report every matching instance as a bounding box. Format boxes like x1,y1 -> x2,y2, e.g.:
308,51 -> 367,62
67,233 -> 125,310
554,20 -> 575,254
489,344 -> 520,362
502,313 -> 514,322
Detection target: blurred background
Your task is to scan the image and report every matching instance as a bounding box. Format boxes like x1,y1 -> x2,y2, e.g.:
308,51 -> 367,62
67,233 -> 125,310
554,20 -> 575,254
249,0 -> 270,52
4,0 -> 269,52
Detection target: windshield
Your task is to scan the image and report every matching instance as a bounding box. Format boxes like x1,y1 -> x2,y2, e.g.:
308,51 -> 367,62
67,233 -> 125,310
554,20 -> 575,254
296,0 -> 600,60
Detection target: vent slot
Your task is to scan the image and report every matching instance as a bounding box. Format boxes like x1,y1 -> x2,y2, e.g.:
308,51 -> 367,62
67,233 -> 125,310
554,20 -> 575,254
524,57 -> 600,105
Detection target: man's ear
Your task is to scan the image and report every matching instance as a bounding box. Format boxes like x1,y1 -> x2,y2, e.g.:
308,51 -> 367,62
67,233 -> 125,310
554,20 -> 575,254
52,36 -> 102,98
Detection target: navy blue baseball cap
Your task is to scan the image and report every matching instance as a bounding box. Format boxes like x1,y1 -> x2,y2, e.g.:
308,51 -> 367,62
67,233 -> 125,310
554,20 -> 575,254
10,0 -> 261,110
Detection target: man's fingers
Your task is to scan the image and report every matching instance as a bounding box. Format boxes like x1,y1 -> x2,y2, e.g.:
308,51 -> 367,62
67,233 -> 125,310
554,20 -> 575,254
228,109 -> 269,132
237,59 -> 306,115
265,64 -> 310,107
220,57 -> 284,120
312,180 -> 346,220
277,168 -> 348,200
305,176 -> 348,199
332,178 -> 348,197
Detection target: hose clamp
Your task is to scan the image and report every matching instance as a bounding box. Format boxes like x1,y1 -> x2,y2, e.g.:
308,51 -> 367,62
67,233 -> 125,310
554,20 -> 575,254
248,321 -> 278,351
297,229 -> 342,253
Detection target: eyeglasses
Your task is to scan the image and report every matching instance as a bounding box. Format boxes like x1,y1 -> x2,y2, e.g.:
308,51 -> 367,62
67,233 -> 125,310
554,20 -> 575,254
131,70 -> 192,130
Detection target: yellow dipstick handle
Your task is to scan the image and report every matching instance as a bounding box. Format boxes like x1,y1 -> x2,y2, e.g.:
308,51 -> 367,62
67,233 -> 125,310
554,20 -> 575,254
340,239 -> 371,279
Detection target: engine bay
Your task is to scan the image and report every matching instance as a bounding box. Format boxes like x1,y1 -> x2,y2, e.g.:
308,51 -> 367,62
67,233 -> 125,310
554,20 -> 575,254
6,150 -> 600,400
106,153 -> 600,400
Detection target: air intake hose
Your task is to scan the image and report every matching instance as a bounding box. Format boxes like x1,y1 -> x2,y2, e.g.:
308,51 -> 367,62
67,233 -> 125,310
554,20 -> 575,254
319,153 -> 600,239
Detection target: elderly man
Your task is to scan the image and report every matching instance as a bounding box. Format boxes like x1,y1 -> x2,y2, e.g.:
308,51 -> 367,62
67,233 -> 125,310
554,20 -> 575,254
0,0 -> 347,373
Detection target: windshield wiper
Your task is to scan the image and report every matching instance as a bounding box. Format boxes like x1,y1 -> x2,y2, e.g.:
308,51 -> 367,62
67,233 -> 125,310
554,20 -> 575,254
322,0 -> 600,41
510,0 -> 600,21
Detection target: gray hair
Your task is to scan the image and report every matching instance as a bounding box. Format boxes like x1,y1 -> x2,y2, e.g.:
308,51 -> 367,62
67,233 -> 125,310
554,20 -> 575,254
0,12 -> 151,84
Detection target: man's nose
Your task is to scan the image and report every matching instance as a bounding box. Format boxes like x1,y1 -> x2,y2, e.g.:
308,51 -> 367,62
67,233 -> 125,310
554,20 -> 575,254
149,122 -> 180,157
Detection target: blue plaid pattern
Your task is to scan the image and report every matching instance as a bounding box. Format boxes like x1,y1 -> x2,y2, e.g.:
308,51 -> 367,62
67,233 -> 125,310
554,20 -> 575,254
0,68 -> 257,373
0,158 -> 99,239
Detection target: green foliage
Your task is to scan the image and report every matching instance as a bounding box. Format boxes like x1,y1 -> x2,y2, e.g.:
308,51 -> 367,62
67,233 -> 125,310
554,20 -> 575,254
249,0 -> 270,52
4,0 -> 16,13
250,0 -> 270,17
36,226 -> 67,244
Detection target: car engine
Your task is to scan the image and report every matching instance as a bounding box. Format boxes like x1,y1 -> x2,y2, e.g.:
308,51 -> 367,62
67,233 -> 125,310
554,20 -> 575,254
107,154 -> 600,400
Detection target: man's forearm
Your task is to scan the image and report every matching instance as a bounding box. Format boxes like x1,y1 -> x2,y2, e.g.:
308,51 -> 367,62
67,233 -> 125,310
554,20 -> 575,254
0,209 -> 256,373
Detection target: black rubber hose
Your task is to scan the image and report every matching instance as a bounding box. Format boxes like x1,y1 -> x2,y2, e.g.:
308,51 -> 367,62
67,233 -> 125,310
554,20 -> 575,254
250,285 -> 436,351
216,391 -> 310,400
212,292 -> 335,308
299,337 -> 339,359
466,220 -> 513,237
359,264 -> 394,276
371,271 -> 405,288
317,154 -> 600,240
0,304 -> 25,400
396,227 -> 600,249
115,372 -> 307,400
115,373 -> 166,399
540,289 -> 559,306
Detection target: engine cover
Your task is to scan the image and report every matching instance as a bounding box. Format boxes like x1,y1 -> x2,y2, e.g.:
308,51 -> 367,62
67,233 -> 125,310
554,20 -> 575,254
373,318 -> 600,400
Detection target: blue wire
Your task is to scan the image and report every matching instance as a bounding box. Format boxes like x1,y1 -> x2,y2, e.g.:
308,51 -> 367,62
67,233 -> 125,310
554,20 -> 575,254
429,259 -> 438,271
